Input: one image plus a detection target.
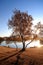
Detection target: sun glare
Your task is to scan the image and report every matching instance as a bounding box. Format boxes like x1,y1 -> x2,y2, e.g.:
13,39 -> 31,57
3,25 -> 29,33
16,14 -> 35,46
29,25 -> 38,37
36,30 -> 39,34
34,40 -> 43,48
26,40 -> 43,48
37,45 -> 43,48
37,44 -> 41,48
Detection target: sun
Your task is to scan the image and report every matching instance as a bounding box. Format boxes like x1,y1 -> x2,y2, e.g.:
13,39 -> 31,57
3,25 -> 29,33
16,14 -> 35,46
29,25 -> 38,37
37,44 -> 43,48
29,40 -> 42,48
26,40 -> 43,48
34,40 -> 41,48
37,44 -> 41,48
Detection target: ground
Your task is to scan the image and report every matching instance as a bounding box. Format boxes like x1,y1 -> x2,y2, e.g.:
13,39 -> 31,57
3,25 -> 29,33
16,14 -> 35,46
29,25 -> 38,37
0,46 -> 43,65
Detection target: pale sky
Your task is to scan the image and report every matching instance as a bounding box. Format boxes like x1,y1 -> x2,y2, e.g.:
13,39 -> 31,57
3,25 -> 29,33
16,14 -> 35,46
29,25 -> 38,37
0,0 -> 43,37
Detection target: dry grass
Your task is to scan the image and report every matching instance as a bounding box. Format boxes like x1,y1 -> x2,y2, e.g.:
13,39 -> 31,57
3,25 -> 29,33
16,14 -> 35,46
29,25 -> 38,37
0,46 -> 43,65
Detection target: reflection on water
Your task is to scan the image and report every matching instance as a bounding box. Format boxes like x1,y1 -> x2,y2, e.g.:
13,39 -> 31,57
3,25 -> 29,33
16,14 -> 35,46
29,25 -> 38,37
0,40 -> 41,48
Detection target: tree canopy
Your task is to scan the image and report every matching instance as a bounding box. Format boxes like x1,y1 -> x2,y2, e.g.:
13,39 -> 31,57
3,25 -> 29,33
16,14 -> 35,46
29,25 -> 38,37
8,9 -> 33,37
8,9 -> 33,50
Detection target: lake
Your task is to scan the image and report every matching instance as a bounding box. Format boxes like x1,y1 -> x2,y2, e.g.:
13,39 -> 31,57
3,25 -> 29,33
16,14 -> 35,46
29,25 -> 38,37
0,40 -> 40,48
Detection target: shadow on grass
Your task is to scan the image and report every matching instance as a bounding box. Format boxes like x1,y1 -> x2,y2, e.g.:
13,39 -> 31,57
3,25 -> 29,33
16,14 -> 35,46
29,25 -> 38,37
10,55 -> 40,65
0,49 -> 41,65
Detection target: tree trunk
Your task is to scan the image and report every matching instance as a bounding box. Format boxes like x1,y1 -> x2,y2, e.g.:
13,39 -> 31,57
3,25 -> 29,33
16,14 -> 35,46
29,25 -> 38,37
21,35 -> 25,51
22,41 -> 25,51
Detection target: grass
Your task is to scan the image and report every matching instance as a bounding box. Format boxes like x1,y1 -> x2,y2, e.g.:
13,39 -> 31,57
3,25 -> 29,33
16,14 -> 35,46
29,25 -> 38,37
0,46 -> 43,65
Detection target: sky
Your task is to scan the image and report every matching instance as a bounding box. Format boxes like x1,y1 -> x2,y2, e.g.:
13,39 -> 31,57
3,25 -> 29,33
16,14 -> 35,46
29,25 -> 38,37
0,0 -> 43,37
